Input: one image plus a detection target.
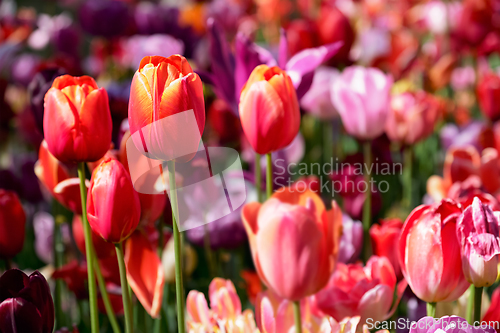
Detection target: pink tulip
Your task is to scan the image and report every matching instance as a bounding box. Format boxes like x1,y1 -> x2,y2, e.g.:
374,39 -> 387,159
311,256 -> 404,326
242,188 -> 343,301
456,197 -> 500,287
331,66 -> 393,140
300,66 -> 340,120
186,278 -> 258,332
385,91 -> 441,145
398,199 -> 470,303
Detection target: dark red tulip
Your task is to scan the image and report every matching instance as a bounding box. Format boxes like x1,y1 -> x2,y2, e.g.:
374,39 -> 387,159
0,269 -> 54,333
0,190 -> 26,259
316,5 -> 354,65
477,73 -> 500,122
52,261 -> 89,300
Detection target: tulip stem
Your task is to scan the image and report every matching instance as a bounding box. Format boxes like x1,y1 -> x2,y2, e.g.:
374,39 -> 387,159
323,120 -> 333,167
403,147 -> 413,209
266,153 -> 273,199
362,141 -> 372,261
93,253 -> 121,333
116,242 -> 133,333
53,215 -> 65,329
77,162 -> 100,333
167,160 -> 186,333
474,287 -> 483,324
255,153 -> 262,202
426,302 -> 436,318
466,284 -> 475,324
293,301 -> 302,333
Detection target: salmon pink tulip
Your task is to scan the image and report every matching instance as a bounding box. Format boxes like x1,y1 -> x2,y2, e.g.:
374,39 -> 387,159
456,197 -> 500,287
128,55 -> 205,161
311,256 -> 405,326
242,188 -> 342,301
43,75 -> 112,163
398,199 -> 470,303
239,65 -> 301,155
87,157 -> 141,243
331,66 -> 393,140
0,190 -> 25,259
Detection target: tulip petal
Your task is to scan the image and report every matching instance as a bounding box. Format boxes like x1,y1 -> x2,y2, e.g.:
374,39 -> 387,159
259,297 -> 276,333
186,290 -> 212,326
0,298 -> 44,333
53,178 -> 86,214
356,284 -> 393,323
124,231 -> 165,318
52,75 -> 98,90
0,270 -> 29,302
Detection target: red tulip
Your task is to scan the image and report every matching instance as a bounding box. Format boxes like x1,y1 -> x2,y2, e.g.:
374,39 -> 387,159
52,260 -> 89,300
242,188 -> 342,301
370,218 -> 404,279
239,65 -> 300,155
43,75 -> 112,163
477,72 -> 500,122
35,140 -> 86,214
87,157 -> 141,243
128,55 -> 205,161
482,287 -> 500,332
138,193 -> 166,227
72,215 -> 115,259
398,199 -> 469,303
0,190 -> 26,258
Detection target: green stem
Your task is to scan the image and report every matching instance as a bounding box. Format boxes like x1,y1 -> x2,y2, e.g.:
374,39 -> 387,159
77,162 -> 99,333
166,160 -> 186,333
426,302 -> 436,318
362,141 -> 372,261
403,147 -> 413,209
474,286 -> 483,324
255,153 -> 262,203
53,216 -> 64,329
466,284 -> 474,324
323,120 -> 333,167
116,242 -> 133,333
293,301 -> 302,333
266,153 -> 273,199
93,254 -> 121,333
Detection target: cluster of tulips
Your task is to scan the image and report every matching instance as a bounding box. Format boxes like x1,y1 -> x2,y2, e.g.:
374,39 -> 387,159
3,0 -> 500,332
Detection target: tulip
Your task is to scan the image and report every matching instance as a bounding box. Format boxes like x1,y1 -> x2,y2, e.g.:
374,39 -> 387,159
0,269 -> 54,333
370,218 -> 403,279
331,66 -> 393,140
398,199 -> 470,304
477,73 -> 500,122
311,256 -> 403,326
128,55 -> 205,161
300,66 -> 340,120
338,214 -> 363,264
242,188 -> 342,301
239,65 -> 301,155
385,91 -> 441,145
186,278 -> 258,332
456,197 -> 500,287
35,140 -> 86,214
43,75 -> 112,164
138,193 -> 166,227
161,235 -> 197,283
87,157 -> 141,244
0,190 -> 26,259
482,287 -> 500,331
79,0 -> 131,38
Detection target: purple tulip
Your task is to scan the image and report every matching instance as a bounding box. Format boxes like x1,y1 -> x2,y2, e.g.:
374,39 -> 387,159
331,66 -> 393,140
440,122 -> 486,151
337,214 -> 363,263
28,67 -> 66,134
300,66 -> 340,119
409,316 -> 496,333
456,197 -> 500,287
79,0 -> 130,38
120,34 -> 184,69
0,269 -> 55,333
10,53 -> 40,87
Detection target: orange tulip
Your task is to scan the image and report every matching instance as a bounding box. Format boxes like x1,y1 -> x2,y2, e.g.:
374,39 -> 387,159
239,65 -> 301,155
43,75 -> 112,163
128,55 -> 205,161
242,188 -> 342,301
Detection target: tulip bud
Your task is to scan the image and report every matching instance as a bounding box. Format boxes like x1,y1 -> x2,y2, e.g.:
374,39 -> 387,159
239,65 -> 301,155
477,73 -> 500,122
398,199 -> 469,303
0,190 -> 26,258
0,269 -> 54,333
43,75 -> 112,163
456,197 -> 500,287
87,158 -> 141,243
